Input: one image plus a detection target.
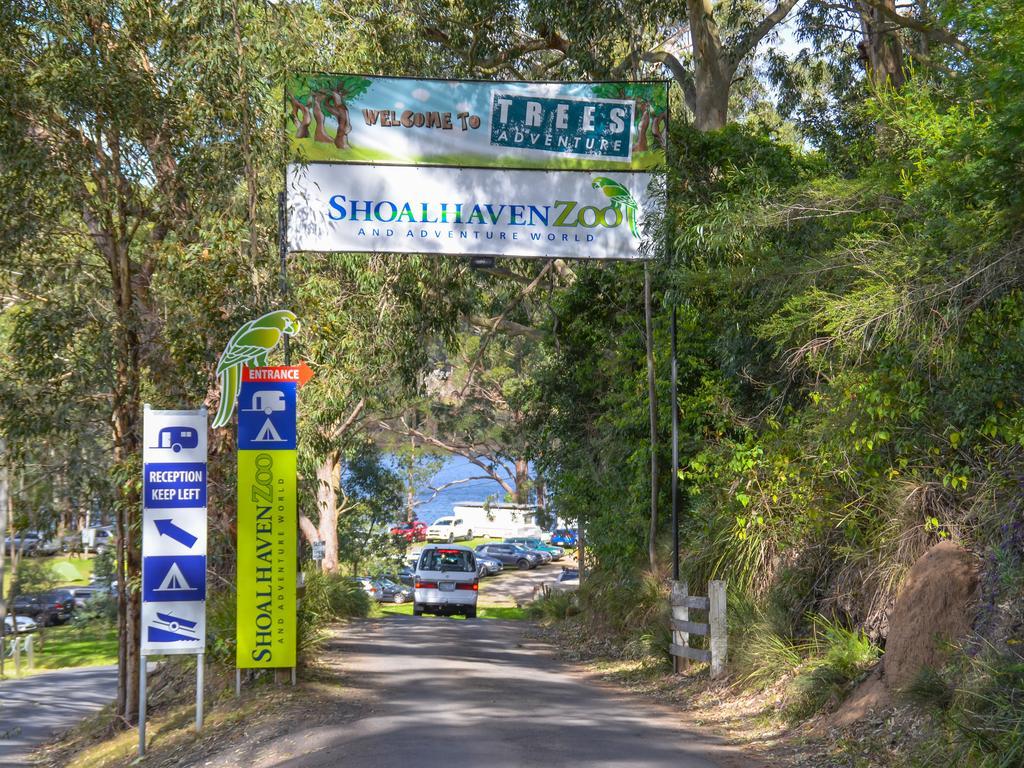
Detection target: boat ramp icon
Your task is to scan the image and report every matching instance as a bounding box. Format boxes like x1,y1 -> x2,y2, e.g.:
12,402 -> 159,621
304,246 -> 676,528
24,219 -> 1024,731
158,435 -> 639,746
147,611 -> 200,643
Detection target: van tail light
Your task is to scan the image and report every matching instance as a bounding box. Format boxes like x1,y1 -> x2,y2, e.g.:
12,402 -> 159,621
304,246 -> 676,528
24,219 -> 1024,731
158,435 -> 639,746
456,581 -> 479,591
415,581 -> 438,589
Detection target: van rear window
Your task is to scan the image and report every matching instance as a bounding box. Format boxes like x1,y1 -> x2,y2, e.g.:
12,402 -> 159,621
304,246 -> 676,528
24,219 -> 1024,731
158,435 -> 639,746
419,549 -> 475,572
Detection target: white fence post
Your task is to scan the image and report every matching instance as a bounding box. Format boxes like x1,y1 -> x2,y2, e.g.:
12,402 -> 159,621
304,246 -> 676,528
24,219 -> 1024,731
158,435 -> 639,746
708,580 -> 727,678
25,635 -> 33,670
13,635 -> 20,676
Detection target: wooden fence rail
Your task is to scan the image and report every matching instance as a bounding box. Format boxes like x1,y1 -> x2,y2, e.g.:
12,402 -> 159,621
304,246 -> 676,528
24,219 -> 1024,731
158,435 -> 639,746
669,580 -> 727,678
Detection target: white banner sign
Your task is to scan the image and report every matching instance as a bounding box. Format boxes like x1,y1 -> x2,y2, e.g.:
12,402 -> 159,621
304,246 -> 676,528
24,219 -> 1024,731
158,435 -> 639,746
287,163 -> 656,260
141,407 -> 208,656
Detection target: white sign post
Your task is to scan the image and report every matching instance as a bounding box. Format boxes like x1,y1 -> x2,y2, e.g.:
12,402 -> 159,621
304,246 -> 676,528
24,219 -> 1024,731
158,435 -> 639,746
139,406 -> 208,756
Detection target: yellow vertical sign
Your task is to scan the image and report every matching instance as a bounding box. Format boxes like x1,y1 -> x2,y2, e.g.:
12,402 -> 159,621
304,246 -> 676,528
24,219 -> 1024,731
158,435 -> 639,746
236,369 -> 298,669
237,450 -> 296,667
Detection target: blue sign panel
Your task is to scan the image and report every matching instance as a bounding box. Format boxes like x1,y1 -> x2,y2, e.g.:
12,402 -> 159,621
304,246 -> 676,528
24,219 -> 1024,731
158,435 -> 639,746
143,463 -> 207,508
489,94 -> 633,160
238,381 -> 297,450
142,555 -> 207,602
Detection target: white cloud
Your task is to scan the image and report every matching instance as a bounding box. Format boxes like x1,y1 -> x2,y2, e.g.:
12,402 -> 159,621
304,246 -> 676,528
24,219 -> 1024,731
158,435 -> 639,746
456,101 -> 472,113
411,88 -> 430,101
394,102 -> 405,110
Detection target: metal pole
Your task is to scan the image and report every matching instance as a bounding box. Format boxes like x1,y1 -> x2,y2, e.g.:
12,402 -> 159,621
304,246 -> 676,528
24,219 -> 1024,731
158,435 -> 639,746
291,666 -> 296,686
195,654 -> 204,731
138,654 -> 147,756
235,667 -> 241,697
278,191 -> 290,365
671,305 -> 679,582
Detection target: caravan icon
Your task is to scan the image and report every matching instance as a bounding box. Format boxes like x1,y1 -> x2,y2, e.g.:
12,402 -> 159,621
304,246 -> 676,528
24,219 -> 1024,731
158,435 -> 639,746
153,426 -> 198,453
244,390 -> 286,416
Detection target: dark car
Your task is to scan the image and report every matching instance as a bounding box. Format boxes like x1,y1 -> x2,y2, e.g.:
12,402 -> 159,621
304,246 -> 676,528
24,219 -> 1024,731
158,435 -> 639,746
475,552 -> 503,578
550,529 -> 578,548
396,565 -> 416,587
389,521 -> 428,543
475,543 -> 540,571
11,590 -> 75,626
373,577 -> 414,604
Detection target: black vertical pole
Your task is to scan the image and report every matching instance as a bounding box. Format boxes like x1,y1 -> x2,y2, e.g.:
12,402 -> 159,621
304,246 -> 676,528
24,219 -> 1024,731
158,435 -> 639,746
278,191 -> 291,365
671,305 -> 679,581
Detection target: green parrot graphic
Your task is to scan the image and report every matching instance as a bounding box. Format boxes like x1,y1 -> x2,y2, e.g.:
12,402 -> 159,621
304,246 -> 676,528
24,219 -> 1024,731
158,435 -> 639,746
212,310 -> 299,428
591,177 -> 641,238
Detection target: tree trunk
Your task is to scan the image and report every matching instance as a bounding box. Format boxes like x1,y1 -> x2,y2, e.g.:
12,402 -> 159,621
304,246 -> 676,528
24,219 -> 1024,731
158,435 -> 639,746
688,0 -> 733,132
633,103 -> 650,152
311,94 -> 333,144
289,95 -> 311,139
315,452 -> 340,573
104,230 -> 142,724
514,458 -> 530,504
324,93 -> 351,149
857,0 -> 907,89
643,264 -> 659,571
0,440 -> 7,679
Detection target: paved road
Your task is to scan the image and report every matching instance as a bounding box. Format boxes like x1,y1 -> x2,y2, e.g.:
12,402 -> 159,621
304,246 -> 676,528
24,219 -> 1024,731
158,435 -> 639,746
0,664 -> 118,766
265,617 -> 754,768
480,559 -> 575,605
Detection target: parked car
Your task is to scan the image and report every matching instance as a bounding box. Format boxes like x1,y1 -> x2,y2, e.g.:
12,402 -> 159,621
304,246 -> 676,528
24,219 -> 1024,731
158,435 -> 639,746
60,532 -> 84,554
426,516 -> 473,543
413,545 -> 478,618
395,565 -> 416,587
68,587 -> 99,609
351,577 -> 381,601
504,536 -> 564,561
373,577 -> 414,604
475,543 -> 541,571
11,591 -> 75,626
558,567 -> 579,584
550,529 -> 578,548
2,614 -> 38,634
475,552 -> 503,578
389,520 -> 428,543
3,533 -> 42,557
82,526 -> 115,554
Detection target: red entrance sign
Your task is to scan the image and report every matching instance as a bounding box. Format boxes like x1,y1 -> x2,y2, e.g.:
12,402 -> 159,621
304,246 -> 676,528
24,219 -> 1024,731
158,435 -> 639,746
242,361 -> 314,387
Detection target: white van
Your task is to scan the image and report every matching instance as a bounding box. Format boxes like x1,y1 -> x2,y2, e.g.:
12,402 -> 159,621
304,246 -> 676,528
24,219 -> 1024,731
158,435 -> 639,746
413,544 -> 478,619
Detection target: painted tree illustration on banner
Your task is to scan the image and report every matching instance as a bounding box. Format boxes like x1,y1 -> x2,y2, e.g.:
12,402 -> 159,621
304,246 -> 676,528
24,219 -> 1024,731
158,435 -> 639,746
287,75 -> 372,149
592,83 -> 668,153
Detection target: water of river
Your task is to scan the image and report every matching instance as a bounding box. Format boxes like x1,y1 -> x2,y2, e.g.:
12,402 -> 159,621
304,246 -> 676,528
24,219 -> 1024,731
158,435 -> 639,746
406,455 -> 514,525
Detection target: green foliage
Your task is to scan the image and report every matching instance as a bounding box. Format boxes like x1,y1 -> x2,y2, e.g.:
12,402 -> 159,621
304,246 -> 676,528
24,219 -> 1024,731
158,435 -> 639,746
908,650 -> 1024,768
784,615 -> 880,721
729,592 -> 802,690
297,567 -> 372,654
525,590 -> 579,621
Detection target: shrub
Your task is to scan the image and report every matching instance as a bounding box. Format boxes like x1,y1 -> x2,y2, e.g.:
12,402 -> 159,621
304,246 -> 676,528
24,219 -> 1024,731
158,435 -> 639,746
910,650 -> 1024,768
525,590 -> 579,622
784,614 -> 880,722
297,567 -> 371,654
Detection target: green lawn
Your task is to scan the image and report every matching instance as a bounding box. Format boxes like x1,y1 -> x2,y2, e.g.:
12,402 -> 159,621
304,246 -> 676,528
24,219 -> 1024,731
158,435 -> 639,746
374,601 -> 525,621
2,554 -> 94,593
3,622 -> 117,677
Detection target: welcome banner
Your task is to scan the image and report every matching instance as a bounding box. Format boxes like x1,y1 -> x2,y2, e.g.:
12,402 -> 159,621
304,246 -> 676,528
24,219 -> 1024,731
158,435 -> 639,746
285,75 -> 668,171
287,164 -> 655,259
236,369 -> 297,668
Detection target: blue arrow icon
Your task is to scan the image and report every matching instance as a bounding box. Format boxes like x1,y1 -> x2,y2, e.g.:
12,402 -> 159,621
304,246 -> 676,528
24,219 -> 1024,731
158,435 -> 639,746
154,518 -> 198,549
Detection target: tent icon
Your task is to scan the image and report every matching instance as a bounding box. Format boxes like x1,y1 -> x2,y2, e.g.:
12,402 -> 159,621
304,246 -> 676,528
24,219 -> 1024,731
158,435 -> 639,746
154,562 -> 196,592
